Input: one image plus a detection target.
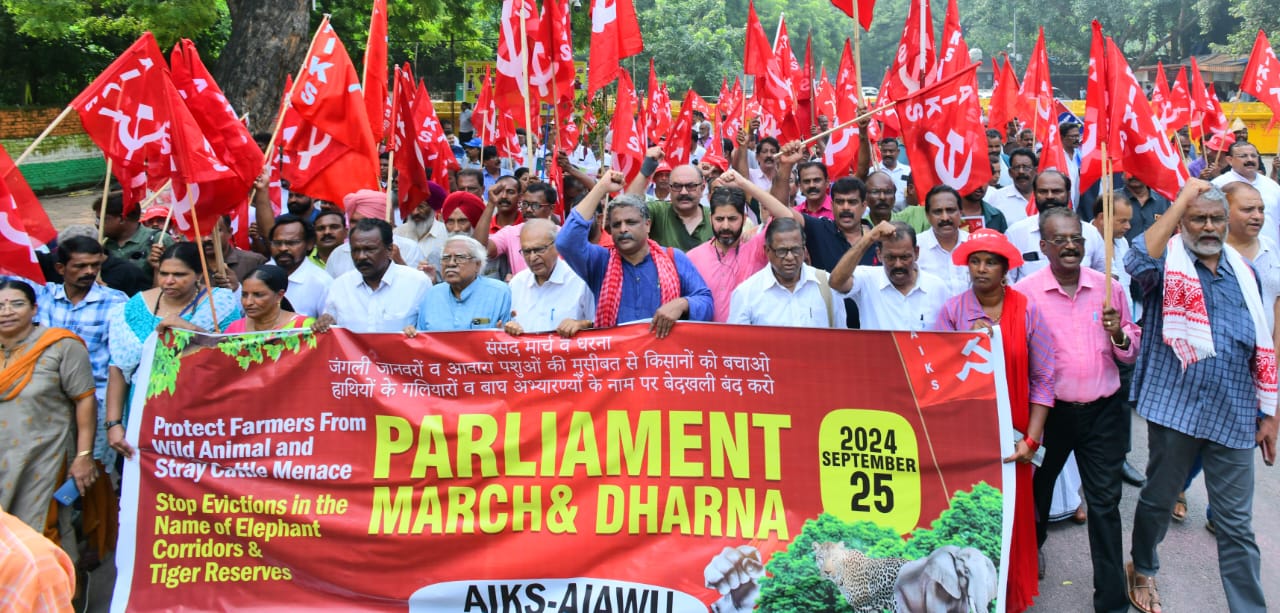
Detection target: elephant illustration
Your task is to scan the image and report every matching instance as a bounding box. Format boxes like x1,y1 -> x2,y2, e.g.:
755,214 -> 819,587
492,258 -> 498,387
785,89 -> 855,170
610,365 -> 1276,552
893,545 -> 998,613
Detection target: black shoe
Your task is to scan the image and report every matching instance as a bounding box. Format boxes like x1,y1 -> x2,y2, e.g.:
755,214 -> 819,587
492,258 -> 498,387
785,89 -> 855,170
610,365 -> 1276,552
1122,461 -> 1146,487
1206,519 -> 1217,535
1038,549 -> 1046,579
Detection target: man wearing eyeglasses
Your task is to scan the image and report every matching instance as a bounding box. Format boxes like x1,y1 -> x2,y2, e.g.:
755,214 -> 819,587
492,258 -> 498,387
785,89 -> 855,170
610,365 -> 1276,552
404,235 -> 510,334
1005,171 -> 1106,283
267,214 -> 331,317
728,217 -> 844,328
474,181 -> 561,275
637,157 -> 714,252
503,219 -> 595,338
1012,206 -> 1138,612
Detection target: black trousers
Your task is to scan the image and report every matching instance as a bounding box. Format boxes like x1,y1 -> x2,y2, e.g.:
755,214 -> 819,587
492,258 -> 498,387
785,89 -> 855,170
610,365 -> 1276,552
1033,392 -> 1130,613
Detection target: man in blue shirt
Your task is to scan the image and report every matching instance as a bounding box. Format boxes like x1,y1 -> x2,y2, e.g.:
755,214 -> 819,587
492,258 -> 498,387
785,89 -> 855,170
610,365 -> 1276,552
556,170 -> 713,338
406,235 -> 510,334
1124,179 -> 1277,613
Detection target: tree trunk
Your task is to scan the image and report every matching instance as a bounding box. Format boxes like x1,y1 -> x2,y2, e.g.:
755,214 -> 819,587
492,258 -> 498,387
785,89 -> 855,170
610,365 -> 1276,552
215,0 -> 309,136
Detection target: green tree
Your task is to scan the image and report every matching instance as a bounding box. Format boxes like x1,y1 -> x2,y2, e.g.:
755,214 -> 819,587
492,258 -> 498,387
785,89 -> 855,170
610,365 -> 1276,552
635,0 -> 740,95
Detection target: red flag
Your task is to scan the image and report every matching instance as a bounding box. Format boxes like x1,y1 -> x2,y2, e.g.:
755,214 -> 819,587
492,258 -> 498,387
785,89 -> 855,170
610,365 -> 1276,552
645,60 -> 672,146
814,68 -> 837,129
744,2 -> 792,115
1037,112 -> 1070,179
1168,66 -> 1192,133
986,55 -> 1020,139
897,63 -> 992,199
1150,62 -> 1181,133
536,0 -> 576,106
797,33 -> 815,133
0,142 -> 55,248
495,0 -> 544,129
557,99 -> 580,152
610,70 -> 644,184
719,78 -> 744,141
881,0 -> 935,101
933,0 -> 969,83
1078,21 -> 1117,190
170,39 -> 265,188
825,48 -> 862,179
588,0 -> 643,99
830,0 -> 876,30
473,67 -> 498,144
1107,37 -> 1188,201
665,90 -> 697,167
164,82 -> 248,239
363,0 -> 388,146
773,16 -> 798,111
1189,57 -> 1228,141
874,68 -> 901,139
0,171 -> 44,283
1019,28 -> 1054,145
1242,30 -> 1280,130
414,82 -> 461,193
496,111 -> 524,163
283,19 -> 381,206
391,67 -> 428,217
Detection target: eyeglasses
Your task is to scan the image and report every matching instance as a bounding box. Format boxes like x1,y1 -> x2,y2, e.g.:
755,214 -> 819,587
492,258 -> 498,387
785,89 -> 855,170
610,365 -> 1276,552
769,246 -> 805,259
1046,235 -> 1085,247
670,182 -> 704,192
1010,164 -> 1035,172
519,244 -> 553,257
0,300 -> 30,312
520,201 -> 550,211
440,254 -> 476,264
270,239 -> 305,248
1186,215 -> 1228,228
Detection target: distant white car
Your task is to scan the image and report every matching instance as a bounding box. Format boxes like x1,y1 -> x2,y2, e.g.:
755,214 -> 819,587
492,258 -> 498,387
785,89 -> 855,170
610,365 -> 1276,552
861,86 -> 879,99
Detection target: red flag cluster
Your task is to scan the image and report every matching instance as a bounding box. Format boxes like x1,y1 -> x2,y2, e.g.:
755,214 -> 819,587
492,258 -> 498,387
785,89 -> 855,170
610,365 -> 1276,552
390,64 -> 461,220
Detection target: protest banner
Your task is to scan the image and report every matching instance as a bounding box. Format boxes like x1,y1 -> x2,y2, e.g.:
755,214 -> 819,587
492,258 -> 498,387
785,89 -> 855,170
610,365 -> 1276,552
114,324 -> 1015,612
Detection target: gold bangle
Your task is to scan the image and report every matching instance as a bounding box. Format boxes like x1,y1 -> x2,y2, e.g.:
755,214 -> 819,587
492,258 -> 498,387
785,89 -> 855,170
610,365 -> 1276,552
76,450 -> 92,458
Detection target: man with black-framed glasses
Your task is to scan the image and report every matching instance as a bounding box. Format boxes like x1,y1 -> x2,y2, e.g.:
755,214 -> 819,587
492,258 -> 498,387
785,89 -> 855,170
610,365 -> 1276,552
475,181 -> 561,275
1006,170 -> 1107,283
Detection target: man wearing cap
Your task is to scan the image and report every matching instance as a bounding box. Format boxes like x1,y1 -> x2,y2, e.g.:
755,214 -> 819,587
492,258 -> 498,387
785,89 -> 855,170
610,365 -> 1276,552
1013,206 -> 1138,613
1211,140 -> 1280,246
1231,118 -> 1248,144
700,153 -> 729,187
1124,179 -> 1277,613
141,206 -> 168,231
461,138 -> 483,170
475,181 -> 559,275
645,161 -> 673,202
557,170 -> 713,336
324,190 -> 425,279
1189,132 -> 1233,180
1005,171 -> 1106,283
394,183 -> 450,279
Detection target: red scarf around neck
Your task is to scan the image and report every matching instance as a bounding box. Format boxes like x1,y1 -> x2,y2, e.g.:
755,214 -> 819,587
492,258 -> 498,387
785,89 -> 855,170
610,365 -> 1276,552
595,239 -> 680,328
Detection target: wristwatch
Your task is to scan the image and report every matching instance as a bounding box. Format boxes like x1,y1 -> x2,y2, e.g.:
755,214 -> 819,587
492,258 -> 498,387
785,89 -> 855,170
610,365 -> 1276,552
105,420 -> 123,430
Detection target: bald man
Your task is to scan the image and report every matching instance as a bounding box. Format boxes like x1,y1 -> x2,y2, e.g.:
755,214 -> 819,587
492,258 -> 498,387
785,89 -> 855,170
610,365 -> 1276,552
504,219 -> 595,337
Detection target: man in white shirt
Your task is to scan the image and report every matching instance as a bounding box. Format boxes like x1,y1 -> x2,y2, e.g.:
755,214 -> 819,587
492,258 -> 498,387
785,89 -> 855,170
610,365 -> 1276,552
326,190 -> 426,278
267,214 -> 331,318
985,147 -> 1037,224
314,219 -> 431,333
1091,196 -> 1138,320
728,217 -> 845,328
1005,171 -> 1105,283
1211,141 -> 1280,245
871,138 -> 911,211
503,220 -> 595,337
829,220 -> 949,330
916,186 -> 971,297
392,183 -> 450,280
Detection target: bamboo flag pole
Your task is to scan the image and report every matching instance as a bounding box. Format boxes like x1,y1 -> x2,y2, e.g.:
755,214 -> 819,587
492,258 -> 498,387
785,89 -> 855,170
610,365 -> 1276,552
519,11 -> 536,175
97,159 -> 113,244
188,203 -> 221,332
801,101 -> 896,148
211,222 -> 227,283
385,68 -> 400,222
1102,144 -> 1113,309
11,105 -> 74,171
853,0 -> 865,106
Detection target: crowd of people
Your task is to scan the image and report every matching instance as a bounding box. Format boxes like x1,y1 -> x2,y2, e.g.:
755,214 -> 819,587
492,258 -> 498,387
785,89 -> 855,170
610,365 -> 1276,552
2,105 -> 1279,613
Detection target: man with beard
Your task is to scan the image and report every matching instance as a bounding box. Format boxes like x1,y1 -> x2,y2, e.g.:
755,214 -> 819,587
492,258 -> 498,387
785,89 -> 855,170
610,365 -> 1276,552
36,236 -> 127,473
503,219 -> 595,337
475,181 -> 560,274
252,169 -> 317,244
1211,141 -> 1280,245
1124,180 -> 1277,613
1013,207 -> 1138,613
870,138 -> 910,210
487,176 -> 524,231
556,171 -> 713,337
986,148 -> 1038,225
1121,174 -> 1172,241
404,235 -> 510,334
314,218 -> 431,333
687,170 -> 798,322
393,183 -> 450,279
324,190 -> 425,279
917,186 -> 974,297
829,220 -> 949,330
639,162 -> 714,252
267,214 -> 331,318
728,217 -> 844,328
1006,171 -> 1106,283
311,210 -> 347,270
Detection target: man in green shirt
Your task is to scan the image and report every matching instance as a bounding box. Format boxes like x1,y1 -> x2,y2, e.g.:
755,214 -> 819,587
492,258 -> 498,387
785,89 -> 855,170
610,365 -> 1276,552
92,192 -> 173,280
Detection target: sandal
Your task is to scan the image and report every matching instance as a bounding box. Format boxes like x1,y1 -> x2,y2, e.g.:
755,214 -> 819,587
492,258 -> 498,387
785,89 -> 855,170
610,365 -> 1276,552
1171,492 -> 1188,522
1127,562 -> 1163,613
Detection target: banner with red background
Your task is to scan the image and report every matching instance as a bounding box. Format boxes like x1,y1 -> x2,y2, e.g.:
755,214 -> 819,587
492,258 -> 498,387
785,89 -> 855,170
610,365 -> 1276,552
114,324 -> 1015,612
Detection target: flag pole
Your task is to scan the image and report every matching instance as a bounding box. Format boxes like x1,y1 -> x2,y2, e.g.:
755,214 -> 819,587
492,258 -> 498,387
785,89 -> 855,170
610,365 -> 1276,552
11,105 -> 74,171
519,11 -> 536,175
385,67 -> 400,222
853,0 -> 865,106
1101,143 -> 1113,309
97,159 -> 112,244
800,101 -> 895,148
158,202 -> 176,241
211,222 -> 227,284
188,201 -> 221,332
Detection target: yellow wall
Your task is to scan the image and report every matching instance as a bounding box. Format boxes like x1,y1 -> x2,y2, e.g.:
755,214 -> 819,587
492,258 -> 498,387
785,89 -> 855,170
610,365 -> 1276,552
1059,100 -> 1276,154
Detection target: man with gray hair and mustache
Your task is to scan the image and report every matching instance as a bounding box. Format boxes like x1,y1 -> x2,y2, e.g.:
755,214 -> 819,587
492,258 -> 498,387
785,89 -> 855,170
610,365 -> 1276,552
557,170 -> 713,338
403,235 -> 511,335
1123,179 -> 1278,613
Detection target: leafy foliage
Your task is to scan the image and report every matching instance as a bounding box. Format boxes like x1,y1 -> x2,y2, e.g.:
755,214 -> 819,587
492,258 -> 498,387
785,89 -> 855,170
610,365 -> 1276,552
215,330 -> 317,370
146,330 -> 194,400
756,483 -> 1003,613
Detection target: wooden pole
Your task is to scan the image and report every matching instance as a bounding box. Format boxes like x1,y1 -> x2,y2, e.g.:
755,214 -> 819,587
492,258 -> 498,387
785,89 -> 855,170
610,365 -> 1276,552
158,203 -> 176,241
189,205 -> 221,332
1102,144 -> 1113,309
385,68 -> 399,222
211,222 -> 227,282
11,105 -> 74,170
800,101 -> 896,148
519,12 -> 536,175
853,0 -> 865,106
97,159 -> 112,244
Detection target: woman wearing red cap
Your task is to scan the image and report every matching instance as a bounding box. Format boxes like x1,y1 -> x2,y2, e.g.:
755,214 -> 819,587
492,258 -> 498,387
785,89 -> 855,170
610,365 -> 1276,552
934,228 -> 1055,613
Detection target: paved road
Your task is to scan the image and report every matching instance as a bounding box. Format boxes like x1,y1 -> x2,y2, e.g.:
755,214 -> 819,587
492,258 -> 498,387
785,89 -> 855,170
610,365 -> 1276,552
38,189 -> 1276,612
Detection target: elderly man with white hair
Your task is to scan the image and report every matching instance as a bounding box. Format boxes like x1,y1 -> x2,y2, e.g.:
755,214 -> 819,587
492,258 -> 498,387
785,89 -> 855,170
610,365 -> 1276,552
504,219 -> 595,338
404,235 -> 511,334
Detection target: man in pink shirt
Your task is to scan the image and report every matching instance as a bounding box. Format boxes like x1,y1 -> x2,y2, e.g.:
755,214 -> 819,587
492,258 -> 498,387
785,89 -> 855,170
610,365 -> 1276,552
1012,207 -> 1139,612
687,170 -> 797,322
475,181 -> 560,275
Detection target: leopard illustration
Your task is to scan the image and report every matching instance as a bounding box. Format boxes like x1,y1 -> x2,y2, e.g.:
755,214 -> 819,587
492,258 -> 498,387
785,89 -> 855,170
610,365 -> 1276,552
812,541 -> 908,613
